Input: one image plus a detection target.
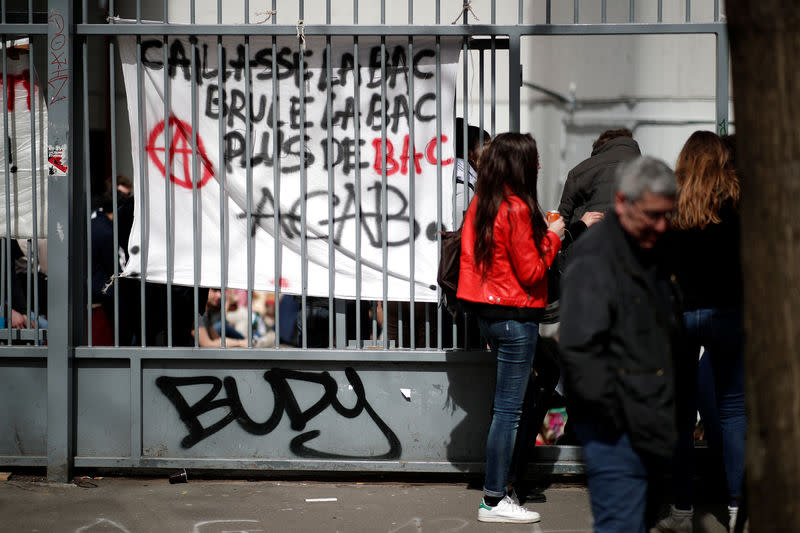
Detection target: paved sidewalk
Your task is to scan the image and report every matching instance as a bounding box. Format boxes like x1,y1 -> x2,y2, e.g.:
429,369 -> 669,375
0,474 -> 733,533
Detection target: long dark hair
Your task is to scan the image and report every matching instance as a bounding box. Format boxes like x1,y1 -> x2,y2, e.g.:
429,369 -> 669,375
472,132 -> 548,274
673,130 -> 740,230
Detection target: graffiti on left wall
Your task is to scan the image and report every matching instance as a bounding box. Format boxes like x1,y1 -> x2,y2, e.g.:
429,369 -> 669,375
156,367 -> 402,459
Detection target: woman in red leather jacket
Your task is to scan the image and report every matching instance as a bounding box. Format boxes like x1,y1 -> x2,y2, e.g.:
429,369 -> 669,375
457,132 -> 565,524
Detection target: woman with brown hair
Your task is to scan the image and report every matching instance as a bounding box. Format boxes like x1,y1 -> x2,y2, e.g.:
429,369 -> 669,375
457,132 -> 565,524
656,131 -> 745,533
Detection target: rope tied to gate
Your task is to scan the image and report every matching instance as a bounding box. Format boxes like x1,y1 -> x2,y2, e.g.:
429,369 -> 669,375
101,274 -> 122,296
296,19 -> 306,50
451,1 -> 479,24
255,10 -> 277,24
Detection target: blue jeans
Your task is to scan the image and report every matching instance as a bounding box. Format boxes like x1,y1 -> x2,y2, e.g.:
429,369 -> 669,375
477,318 -> 538,498
575,424 -> 661,533
673,307 -> 746,505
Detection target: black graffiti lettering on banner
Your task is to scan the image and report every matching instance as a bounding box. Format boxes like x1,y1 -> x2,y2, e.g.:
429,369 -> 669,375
328,182 -> 421,247
320,137 -> 368,175
365,93 -> 436,133
319,93 -> 359,131
205,85 -> 278,128
142,39 -> 313,88
206,86 -> 316,132
365,45 -> 436,88
242,183 -> 421,246
224,130 -> 314,173
142,38 -> 437,88
155,368 -> 402,459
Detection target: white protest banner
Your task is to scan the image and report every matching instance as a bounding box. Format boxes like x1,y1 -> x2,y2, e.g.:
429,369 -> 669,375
0,43 -> 49,239
118,35 -> 459,302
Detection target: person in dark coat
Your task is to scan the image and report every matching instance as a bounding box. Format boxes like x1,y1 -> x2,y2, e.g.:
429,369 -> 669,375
559,156 -> 685,533
558,129 -> 641,244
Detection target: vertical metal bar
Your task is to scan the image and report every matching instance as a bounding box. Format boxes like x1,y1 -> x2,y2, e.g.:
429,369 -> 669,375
0,242 -> 4,329
24,242 -> 30,327
458,29 -> 468,348
109,12 -> 121,345
371,301 -> 378,344
162,0 -> 173,346
353,0 -> 363,348
714,0 -> 719,22
2,40 -> 11,343
574,0 -> 579,24
46,0 -> 74,482
509,35 -> 521,133
379,22 -> 388,349
135,13 -> 148,346
435,33 -> 442,351
216,0 -> 227,347
658,0 -> 663,23
407,0 -> 415,349
326,0 -> 336,349
546,0 -> 551,24
271,0 -> 282,348
629,0 -> 635,23
479,49 -> 485,164
518,0 -> 523,24
299,0 -> 308,349
716,27 -> 729,137
0,239 -> 4,326
491,0 -> 496,136
244,1 -> 253,347
28,37 -> 41,341
602,0 -> 607,23
82,24 -> 93,345
190,1 -> 200,348
686,0 -> 691,22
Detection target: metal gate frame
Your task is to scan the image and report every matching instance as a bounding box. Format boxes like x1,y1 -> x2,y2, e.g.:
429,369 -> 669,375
0,0 -> 729,482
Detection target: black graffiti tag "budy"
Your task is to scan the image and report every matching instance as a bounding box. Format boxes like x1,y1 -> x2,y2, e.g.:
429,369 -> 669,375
155,367 -> 402,459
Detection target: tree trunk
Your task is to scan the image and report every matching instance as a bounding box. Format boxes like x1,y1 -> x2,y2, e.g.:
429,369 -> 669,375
725,1 -> 800,531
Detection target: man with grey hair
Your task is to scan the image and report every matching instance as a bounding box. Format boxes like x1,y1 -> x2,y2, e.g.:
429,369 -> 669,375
559,156 -> 684,533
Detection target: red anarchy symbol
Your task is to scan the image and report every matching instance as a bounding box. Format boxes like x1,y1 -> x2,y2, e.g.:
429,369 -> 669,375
146,115 -> 215,189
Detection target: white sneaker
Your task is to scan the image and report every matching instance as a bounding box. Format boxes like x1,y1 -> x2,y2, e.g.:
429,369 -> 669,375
728,505 -> 748,532
477,495 -> 541,524
655,505 -> 693,533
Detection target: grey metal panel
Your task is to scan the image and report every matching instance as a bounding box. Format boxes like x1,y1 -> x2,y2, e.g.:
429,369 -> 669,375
0,359 -> 47,457
46,0 -> 75,483
140,360 -> 491,463
75,360 -> 132,456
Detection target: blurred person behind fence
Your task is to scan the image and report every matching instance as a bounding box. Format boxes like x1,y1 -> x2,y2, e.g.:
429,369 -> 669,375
655,131 -> 745,533
453,117 -> 491,228
457,132 -> 564,524
559,156 -> 684,533
558,128 -> 641,244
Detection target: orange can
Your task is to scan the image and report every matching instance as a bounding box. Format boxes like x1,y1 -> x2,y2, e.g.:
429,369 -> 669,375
546,210 -> 561,223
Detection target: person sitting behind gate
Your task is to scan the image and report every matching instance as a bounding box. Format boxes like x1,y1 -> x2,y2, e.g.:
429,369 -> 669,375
194,288 -> 249,348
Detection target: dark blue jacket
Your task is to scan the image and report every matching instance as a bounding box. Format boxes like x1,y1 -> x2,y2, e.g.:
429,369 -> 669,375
559,213 -> 684,459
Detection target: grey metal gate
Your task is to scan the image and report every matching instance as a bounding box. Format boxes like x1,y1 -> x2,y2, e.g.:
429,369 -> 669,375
0,0 -> 729,482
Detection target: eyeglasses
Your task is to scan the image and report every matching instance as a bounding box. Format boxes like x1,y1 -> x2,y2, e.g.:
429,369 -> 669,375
628,200 -> 675,223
